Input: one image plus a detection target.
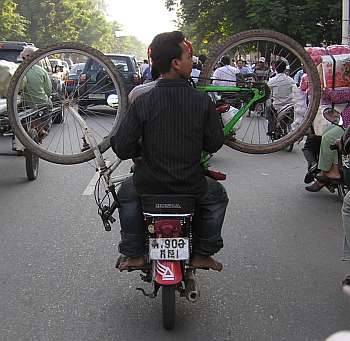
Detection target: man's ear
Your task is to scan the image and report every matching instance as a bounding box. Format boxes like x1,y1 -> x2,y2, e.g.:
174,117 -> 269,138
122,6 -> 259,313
171,58 -> 181,72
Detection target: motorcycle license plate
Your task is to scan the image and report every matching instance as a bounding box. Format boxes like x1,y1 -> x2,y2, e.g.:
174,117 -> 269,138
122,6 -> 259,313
149,238 -> 189,260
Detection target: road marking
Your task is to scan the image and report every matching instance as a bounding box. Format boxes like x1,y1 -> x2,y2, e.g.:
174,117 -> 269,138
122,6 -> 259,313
83,161 -> 110,196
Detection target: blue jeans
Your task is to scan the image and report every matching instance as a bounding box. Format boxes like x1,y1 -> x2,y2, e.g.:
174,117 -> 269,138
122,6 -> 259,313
117,176 -> 229,257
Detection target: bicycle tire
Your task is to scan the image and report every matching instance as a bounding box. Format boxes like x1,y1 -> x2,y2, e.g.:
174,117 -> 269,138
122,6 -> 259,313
199,29 -> 321,154
25,150 -> 39,180
7,43 -> 127,165
162,285 -> 176,330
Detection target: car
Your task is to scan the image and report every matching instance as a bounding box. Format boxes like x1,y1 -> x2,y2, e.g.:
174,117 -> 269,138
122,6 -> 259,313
0,41 -> 35,63
63,58 -> 74,69
0,41 -> 65,126
64,62 -> 85,95
77,53 -> 142,113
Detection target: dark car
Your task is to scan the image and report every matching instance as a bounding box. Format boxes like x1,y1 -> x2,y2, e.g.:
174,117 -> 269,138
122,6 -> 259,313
77,54 -> 141,113
0,41 -> 35,63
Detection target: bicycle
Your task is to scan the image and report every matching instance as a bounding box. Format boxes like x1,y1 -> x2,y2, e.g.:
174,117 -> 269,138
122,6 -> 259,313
5,29 -> 321,328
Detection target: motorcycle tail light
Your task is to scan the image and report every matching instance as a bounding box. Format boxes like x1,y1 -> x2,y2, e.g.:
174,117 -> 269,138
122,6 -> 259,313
154,219 -> 182,238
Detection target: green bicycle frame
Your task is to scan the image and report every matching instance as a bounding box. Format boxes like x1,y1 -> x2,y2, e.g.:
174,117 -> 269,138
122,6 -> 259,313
196,85 -> 267,168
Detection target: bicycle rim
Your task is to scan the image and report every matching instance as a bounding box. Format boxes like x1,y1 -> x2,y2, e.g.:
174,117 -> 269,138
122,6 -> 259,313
7,43 -> 127,165
199,29 -> 321,154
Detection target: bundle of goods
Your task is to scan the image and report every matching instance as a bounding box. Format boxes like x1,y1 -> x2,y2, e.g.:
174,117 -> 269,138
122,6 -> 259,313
305,47 -> 327,66
321,53 -> 350,89
306,45 -> 350,135
0,60 -> 18,98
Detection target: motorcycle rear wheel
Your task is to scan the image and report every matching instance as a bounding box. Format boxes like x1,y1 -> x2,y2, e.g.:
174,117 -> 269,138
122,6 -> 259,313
162,285 -> 176,330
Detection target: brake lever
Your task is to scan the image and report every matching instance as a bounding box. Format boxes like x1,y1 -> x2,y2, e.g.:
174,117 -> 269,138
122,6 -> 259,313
98,205 -> 116,231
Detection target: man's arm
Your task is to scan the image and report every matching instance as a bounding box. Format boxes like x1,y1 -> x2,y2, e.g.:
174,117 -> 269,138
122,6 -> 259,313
203,96 -> 224,153
110,100 -> 143,160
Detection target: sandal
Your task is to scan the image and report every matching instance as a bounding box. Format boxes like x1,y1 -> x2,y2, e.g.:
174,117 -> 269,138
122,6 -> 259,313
305,181 -> 326,192
315,174 -> 342,184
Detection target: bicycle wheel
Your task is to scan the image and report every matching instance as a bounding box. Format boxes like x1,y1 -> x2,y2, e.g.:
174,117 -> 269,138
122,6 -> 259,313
25,149 -> 39,180
7,43 -> 127,165
162,285 -> 176,330
199,29 -> 321,154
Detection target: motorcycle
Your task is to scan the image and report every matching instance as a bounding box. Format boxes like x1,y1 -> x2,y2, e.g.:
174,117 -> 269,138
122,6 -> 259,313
304,108 -> 350,200
114,194 -> 203,330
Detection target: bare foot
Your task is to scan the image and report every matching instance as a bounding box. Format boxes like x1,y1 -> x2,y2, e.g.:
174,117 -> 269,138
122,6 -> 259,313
190,255 -> 223,271
323,165 -> 341,179
117,256 -> 146,271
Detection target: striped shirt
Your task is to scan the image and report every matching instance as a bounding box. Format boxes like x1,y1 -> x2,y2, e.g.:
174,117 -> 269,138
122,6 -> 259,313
111,78 -> 224,196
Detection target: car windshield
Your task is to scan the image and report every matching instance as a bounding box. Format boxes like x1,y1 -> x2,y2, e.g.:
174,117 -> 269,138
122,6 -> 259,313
70,63 -> 85,75
87,56 -> 130,72
0,50 -> 21,63
109,57 -> 129,72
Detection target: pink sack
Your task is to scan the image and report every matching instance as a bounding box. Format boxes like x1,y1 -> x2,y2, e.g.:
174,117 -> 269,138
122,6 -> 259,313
321,54 -> 350,89
306,47 -> 327,65
323,88 -> 350,104
327,44 -> 350,55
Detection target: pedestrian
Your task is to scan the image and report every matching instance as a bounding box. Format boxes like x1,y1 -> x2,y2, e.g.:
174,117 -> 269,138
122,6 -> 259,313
140,59 -> 149,78
212,55 -> 240,86
191,56 -> 201,83
236,59 -> 250,75
254,57 -> 270,82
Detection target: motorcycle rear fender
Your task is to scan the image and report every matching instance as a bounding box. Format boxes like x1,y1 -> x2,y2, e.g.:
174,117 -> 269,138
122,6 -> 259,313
154,260 -> 183,285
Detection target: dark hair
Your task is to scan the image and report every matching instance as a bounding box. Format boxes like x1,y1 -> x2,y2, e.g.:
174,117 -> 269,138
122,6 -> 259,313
151,64 -> 160,80
143,59 -> 148,64
276,60 -> 287,73
149,31 -> 185,73
220,55 -> 231,66
199,54 -> 207,65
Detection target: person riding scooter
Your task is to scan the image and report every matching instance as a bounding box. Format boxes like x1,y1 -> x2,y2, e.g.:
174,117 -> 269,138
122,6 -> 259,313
110,31 -> 229,271
266,60 -> 296,139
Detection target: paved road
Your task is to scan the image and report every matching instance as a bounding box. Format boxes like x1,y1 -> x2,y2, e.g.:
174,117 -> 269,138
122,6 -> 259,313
0,139 -> 349,341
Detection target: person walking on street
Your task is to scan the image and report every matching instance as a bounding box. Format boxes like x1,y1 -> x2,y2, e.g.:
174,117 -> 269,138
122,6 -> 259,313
212,55 -> 240,86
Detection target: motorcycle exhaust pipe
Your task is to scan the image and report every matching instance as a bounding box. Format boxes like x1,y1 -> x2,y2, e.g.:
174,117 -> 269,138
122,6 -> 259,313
184,276 -> 200,303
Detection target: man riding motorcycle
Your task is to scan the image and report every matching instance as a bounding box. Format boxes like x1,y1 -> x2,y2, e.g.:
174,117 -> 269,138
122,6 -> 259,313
266,60 -> 296,138
110,31 -> 229,271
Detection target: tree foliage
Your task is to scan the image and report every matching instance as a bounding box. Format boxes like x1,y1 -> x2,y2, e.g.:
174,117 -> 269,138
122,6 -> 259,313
0,0 -> 147,58
0,0 -> 28,40
166,0 -> 342,54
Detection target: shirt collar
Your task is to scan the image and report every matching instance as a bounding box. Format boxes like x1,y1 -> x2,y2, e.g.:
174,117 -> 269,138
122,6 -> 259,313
156,78 -> 192,87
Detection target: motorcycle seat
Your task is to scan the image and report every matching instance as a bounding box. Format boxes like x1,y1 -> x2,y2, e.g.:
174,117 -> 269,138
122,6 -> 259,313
141,194 -> 196,215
